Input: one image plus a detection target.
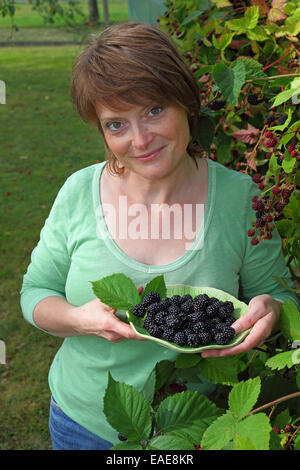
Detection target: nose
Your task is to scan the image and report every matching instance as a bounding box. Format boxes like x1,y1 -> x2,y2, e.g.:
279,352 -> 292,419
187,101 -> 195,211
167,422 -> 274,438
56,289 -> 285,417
131,123 -> 154,151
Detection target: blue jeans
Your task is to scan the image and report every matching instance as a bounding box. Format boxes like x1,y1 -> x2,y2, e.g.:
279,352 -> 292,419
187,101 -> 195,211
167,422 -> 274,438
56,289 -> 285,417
49,395 -> 113,450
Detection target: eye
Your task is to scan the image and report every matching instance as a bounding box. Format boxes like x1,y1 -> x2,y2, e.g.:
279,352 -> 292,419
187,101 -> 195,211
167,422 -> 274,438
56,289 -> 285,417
149,106 -> 163,117
106,121 -> 123,132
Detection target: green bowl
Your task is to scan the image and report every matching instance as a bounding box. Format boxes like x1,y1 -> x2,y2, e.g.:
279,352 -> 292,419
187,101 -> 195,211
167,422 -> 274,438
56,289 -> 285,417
126,285 -> 251,354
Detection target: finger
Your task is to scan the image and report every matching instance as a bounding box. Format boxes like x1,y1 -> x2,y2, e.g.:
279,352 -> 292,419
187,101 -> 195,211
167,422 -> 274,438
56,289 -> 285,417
232,304 -> 268,335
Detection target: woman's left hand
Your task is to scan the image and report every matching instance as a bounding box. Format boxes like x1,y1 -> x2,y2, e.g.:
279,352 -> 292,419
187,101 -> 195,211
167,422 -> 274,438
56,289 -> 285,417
201,294 -> 282,358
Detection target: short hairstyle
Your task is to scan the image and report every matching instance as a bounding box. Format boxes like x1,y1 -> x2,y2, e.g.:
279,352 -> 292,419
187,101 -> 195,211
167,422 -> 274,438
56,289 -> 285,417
70,21 -> 201,175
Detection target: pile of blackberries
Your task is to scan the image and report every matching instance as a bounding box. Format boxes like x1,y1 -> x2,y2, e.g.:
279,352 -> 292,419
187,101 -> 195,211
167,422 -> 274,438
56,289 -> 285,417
132,291 -> 236,348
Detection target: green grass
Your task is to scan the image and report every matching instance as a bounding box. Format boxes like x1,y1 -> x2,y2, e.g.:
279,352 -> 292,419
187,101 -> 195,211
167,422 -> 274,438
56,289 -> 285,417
0,0 -> 128,43
0,44 -> 107,449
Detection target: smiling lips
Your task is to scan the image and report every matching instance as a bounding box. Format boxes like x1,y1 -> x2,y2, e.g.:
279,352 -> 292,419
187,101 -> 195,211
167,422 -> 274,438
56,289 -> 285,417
135,146 -> 166,161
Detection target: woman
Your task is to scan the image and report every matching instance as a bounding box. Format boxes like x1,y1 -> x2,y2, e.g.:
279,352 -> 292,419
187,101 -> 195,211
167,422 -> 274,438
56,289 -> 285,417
20,21 -> 299,450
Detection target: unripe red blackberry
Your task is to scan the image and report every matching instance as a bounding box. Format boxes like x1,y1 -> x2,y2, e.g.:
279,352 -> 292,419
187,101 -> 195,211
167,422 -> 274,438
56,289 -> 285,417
265,131 -> 273,138
248,229 -> 255,237
251,237 -> 260,245
272,186 -> 281,195
266,138 -> 277,148
252,174 -> 262,183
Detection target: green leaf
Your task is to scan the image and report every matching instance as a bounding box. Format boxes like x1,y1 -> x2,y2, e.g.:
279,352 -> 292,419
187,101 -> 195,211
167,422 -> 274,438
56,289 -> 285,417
156,390 -> 221,443
155,360 -> 176,392
141,368 -> 156,404
103,372 -> 152,442
246,25 -> 268,41
294,433 -> 300,450
198,356 -> 240,385
244,6 -> 259,29
266,350 -> 299,370
283,191 -> 300,221
201,410 -> 237,450
233,434 -> 256,450
279,300 -> 300,340
112,441 -> 144,450
234,413 -> 271,450
235,57 -> 265,79
141,275 -> 166,303
181,9 -> 205,26
212,61 -> 246,106
271,89 -> 295,108
228,377 -> 261,420
91,273 -> 140,310
196,115 -> 215,153
175,353 -> 201,369
275,219 -> 295,238
296,367 -> 300,390
148,434 -> 195,450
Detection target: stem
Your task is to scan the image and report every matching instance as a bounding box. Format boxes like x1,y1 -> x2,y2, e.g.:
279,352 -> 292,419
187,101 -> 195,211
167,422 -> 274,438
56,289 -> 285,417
246,391 -> 300,417
285,425 -> 300,450
143,429 -> 163,448
262,48 -> 293,72
246,73 -> 300,83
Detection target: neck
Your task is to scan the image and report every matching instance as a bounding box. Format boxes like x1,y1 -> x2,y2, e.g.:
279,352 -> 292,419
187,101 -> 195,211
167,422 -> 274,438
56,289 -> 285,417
120,157 -> 200,206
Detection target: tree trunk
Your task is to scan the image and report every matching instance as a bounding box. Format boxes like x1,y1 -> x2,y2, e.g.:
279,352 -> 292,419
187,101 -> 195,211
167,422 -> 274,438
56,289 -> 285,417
102,0 -> 109,26
88,0 -> 100,24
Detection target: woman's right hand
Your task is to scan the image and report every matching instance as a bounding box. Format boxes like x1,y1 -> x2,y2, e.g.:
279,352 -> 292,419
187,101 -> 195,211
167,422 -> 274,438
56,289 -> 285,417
72,286 -> 146,343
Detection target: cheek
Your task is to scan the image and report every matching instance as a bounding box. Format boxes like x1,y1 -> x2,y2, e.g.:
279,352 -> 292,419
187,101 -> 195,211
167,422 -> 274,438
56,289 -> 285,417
104,135 -> 128,157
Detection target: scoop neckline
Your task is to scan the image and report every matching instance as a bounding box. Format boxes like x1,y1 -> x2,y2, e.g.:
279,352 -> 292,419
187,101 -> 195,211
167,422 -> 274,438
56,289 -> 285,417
93,158 -> 216,274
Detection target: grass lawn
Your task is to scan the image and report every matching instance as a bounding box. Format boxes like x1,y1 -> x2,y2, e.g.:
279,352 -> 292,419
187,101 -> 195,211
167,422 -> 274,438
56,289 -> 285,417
0,0 -> 128,43
0,42 -> 108,449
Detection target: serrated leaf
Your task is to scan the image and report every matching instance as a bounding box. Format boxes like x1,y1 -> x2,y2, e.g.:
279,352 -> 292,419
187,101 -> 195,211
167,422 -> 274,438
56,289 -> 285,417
233,434 -> 256,449
141,275 -> 166,303
103,372 -> 152,442
244,6 -> 260,29
279,300 -> 300,340
175,353 -> 201,369
148,434 -> 195,450
247,25 -> 268,41
234,413 -> 271,450
271,89 -> 295,108
228,377 -> 261,420
112,441 -> 144,450
156,390 -> 221,443
181,9 -> 205,25
141,368 -> 156,404
294,433 -> 300,450
201,410 -> 237,450
91,273 -> 140,310
266,349 -> 300,370
198,356 -> 240,385
212,61 -> 245,106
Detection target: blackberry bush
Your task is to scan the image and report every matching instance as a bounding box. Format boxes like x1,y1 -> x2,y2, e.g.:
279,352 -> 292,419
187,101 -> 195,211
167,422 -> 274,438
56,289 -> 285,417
158,0 -> 300,297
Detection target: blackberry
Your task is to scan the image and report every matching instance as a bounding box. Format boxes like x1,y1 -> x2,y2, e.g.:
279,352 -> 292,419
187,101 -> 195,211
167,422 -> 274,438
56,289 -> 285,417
173,331 -> 187,346
193,294 -> 210,311
165,313 -> 181,329
209,297 -> 219,304
223,301 -> 234,313
118,433 -> 127,441
187,333 -> 201,347
155,311 -> 167,325
162,327 -> 175,342
214,326 -> 235,345
187,312 -> 203,323
132,304 -> 147,318
247,94 -> 259,105
181,300 -> 194,314
142,291 -> 161,307
279,114 -> 288,125
169,295 -> 182,306
206,304 -> 219,318
224,316 -> 235,326
168,304 -> 181,315
193,321 -> 207,333
198,331 -> 213,346
218,306 -> 232,320
180,294 -> 193,303
209,99 -> 226,110
147,302 -> 162,315
143,315 -> 155,330
147,324 -> 162,338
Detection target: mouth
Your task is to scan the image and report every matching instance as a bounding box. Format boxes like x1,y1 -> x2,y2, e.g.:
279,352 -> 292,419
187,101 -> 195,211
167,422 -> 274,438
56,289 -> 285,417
134,146 -> 166,161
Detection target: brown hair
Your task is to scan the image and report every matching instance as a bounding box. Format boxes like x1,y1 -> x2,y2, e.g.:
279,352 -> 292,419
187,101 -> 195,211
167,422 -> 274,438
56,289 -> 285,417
70,21 -> 201,175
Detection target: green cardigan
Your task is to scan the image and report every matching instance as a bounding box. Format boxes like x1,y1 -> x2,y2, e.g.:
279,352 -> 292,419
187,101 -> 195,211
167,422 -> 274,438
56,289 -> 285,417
20,158 -> 300,445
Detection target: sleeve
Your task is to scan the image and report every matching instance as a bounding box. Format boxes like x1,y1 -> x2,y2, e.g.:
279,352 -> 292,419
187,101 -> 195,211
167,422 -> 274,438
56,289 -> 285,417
239,181 -> 300,311
20,179 -> 72,331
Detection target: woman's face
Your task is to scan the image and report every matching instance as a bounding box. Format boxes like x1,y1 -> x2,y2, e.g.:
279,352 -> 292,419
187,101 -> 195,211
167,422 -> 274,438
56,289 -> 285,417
96,101 -> 191,180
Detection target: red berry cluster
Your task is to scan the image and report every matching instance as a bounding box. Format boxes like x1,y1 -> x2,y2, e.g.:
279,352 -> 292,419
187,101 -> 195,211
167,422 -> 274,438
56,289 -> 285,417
248,184 -> 293,245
